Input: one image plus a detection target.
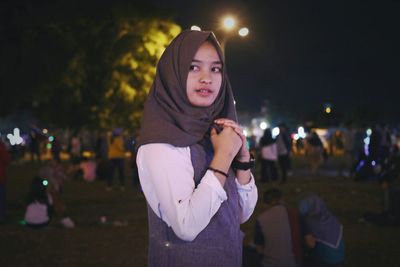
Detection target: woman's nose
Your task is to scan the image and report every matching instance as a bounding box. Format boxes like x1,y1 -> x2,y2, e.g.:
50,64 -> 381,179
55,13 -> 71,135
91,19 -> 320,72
199,70 -> 212,84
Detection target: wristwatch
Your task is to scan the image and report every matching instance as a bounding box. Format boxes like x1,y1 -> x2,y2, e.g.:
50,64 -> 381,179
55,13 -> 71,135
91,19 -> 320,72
232,154 -> 255,170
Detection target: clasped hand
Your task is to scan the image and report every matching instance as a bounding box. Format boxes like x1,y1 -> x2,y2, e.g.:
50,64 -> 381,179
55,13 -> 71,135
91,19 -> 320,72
211,118 -> 250,162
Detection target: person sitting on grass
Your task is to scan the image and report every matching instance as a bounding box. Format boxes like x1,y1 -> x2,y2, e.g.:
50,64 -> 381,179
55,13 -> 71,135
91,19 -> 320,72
39,160 -> 75,228
254,188 -> 302,267
299,193 -> 344,267
24,176 -> 53,229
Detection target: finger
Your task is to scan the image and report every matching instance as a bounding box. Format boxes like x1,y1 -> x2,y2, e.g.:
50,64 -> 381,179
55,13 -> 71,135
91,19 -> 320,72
224,123 -> 244,134
214,118 -> 236,125
210,127 -> 218,137
229,128 -> 245,144
231,126 -> 246,140
234,129 -> 247,144
220,120 -> 241,129
216,120 -> 238,127
221,127 -> 241,141
218,122 -> 241,132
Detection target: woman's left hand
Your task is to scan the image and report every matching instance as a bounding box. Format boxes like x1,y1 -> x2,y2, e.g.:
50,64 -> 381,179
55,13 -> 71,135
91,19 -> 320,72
214,118 -> 250,161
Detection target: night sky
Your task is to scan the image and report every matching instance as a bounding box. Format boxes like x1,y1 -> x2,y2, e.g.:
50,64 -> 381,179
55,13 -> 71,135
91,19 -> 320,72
2,0 -> 399,124
161,0 -> 398,123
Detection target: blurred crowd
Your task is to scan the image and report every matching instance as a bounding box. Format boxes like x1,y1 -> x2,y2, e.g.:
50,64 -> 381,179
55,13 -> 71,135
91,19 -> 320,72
250,122 -> 400,181
0,127 -> 140,228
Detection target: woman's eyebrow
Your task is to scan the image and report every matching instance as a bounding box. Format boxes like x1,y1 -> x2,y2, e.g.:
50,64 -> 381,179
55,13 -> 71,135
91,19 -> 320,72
192,59 -> 222,65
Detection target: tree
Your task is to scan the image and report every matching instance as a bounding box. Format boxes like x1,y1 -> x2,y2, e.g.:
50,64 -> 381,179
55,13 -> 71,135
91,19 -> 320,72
57,16 -> 180,130
0,1 -> 181,130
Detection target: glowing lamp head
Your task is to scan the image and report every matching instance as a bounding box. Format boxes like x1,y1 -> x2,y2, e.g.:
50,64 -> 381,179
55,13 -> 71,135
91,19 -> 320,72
42,179 -> 49,186
238,27 -> 249,37
223,17 -> 236,30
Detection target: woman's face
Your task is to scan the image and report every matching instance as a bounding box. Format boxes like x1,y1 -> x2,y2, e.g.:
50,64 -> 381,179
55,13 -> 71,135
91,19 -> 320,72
186,41 -> 223,107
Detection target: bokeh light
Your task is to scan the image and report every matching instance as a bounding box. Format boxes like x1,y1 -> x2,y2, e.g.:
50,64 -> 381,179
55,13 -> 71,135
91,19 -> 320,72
238,27 -> 249,37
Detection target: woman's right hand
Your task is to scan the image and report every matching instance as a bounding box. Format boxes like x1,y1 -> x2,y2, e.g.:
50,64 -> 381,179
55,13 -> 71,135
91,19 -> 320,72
210,127 -> 242,163
208,127 -> 242,185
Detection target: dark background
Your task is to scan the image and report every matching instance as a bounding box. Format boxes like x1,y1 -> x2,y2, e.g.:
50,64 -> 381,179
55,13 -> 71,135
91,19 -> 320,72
2,0 -> 399,124
163,0 -> 399,123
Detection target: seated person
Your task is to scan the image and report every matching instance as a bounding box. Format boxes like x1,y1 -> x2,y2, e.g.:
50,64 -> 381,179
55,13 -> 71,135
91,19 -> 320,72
254,188 -> 302,267
39,161 -> 75,228
24,176 -> 53,229
299,193 -> 344,267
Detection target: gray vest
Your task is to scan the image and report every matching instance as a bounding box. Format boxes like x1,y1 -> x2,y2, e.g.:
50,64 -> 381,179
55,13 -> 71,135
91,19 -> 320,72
147,141 -> 243,267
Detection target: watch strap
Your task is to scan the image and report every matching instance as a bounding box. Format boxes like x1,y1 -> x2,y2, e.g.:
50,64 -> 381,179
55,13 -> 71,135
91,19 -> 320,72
232,154 -> 255,170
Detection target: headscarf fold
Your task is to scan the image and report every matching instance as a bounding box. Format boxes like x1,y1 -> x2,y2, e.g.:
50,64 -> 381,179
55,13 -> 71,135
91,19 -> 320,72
136,30 -> 237,148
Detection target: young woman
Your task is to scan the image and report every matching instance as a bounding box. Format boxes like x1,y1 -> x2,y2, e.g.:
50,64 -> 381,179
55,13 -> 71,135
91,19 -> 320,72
136,30 -> 258,266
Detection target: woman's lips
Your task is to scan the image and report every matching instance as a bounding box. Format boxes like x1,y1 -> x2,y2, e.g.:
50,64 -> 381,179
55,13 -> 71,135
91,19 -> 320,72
195,88 -> 213,97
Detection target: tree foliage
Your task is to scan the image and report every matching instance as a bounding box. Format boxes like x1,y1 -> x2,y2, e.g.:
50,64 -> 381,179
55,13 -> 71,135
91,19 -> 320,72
0,1 -> 181,130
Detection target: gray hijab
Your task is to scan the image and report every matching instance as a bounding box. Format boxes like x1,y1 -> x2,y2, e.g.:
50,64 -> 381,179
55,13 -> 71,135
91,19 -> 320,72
136,30 -> 237,148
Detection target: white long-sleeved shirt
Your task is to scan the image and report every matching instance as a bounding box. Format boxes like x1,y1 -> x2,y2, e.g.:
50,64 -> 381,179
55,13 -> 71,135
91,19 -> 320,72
137,143 -> 258,241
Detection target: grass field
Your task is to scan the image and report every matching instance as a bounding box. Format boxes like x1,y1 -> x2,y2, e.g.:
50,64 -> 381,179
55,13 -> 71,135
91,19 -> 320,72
1,155 -> 399,267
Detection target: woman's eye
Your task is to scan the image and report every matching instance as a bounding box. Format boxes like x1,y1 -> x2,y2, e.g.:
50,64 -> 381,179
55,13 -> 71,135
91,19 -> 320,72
212,67 -> 222,73
189,65 -> 199,71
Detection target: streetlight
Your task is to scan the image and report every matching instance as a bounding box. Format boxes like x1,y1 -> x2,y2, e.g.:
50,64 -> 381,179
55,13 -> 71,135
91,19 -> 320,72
325,107 -> 332,114
238,27 -> 249,37
223,17 -> 236,30
323,103 -> 332,114
219,16 -> 249,54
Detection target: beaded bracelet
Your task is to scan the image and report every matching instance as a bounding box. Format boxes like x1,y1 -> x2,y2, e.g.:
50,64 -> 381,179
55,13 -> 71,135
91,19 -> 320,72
208,167 -> 229,178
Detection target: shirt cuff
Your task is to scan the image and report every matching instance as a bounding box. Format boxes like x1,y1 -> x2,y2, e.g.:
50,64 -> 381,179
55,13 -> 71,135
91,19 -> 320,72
201,170 -> 228,202
235,174 -> 256,192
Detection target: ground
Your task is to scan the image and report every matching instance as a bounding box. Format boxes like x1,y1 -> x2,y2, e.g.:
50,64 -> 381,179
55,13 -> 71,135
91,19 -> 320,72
0,155 -> 399,266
